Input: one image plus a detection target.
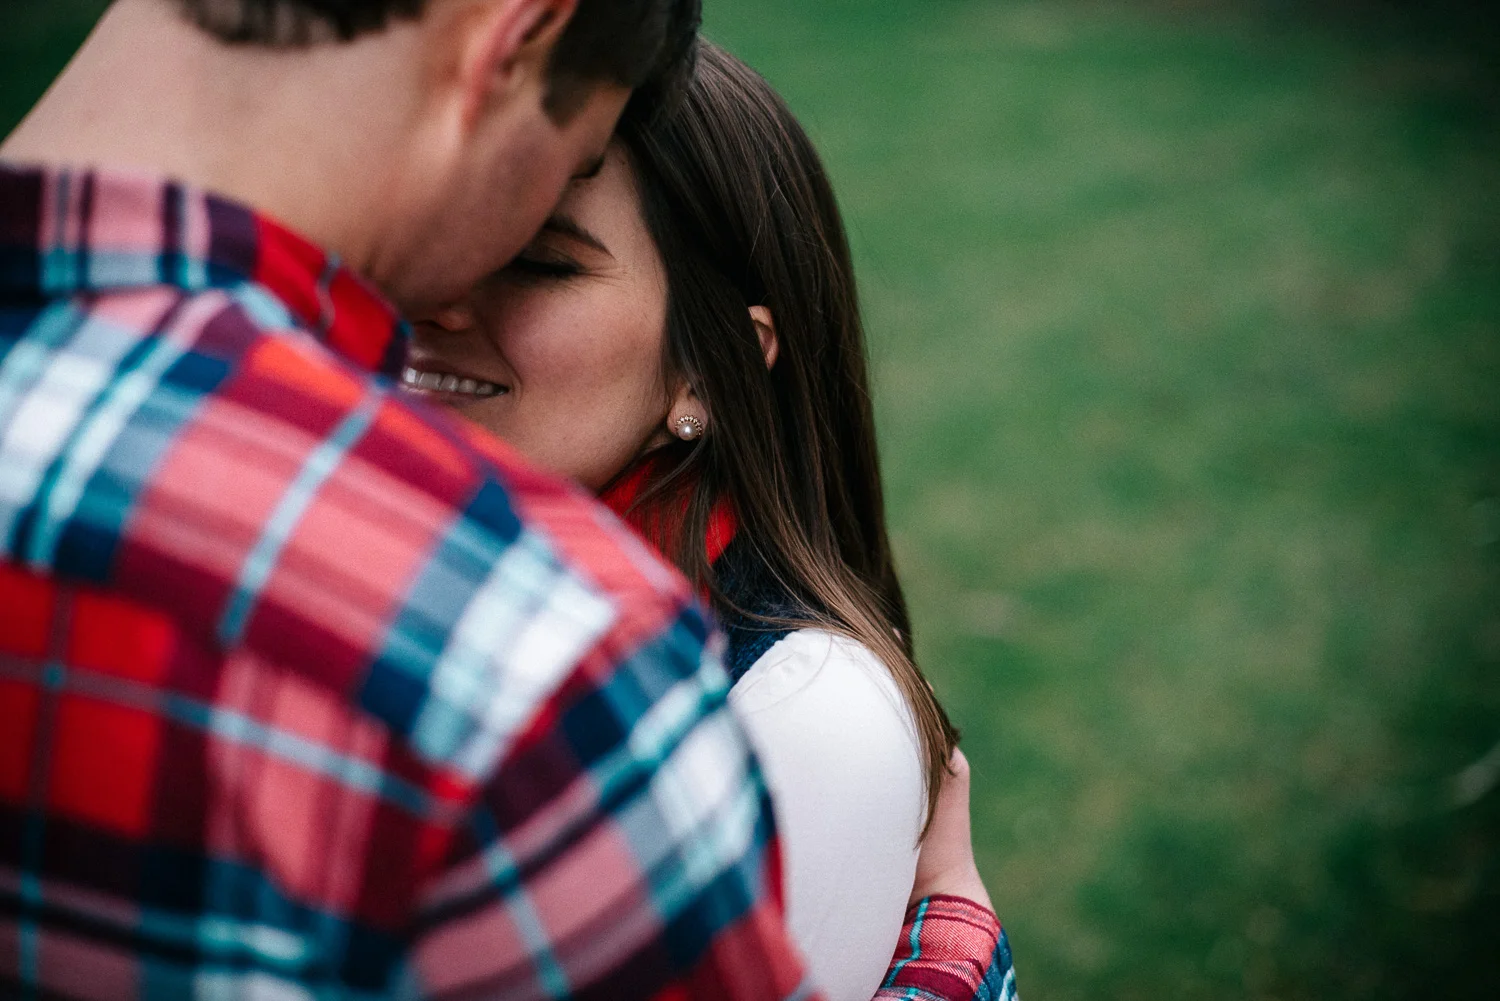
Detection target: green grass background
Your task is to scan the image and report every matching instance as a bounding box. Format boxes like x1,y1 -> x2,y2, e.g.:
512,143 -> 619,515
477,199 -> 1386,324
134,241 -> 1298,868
4,2 -> 1498,998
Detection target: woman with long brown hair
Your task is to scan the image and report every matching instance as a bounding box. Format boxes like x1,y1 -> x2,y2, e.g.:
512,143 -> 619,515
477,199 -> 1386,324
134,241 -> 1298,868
402,41 -> 1010,999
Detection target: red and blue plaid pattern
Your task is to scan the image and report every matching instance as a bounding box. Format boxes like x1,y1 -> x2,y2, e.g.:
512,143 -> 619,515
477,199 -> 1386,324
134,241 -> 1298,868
882,897 -> 1018,1001
0,164 -> 1016,1000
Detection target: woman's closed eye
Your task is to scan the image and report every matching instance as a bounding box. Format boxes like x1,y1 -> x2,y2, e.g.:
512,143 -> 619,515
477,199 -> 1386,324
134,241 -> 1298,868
502,250 -> 585,283
499,214 -> 614,286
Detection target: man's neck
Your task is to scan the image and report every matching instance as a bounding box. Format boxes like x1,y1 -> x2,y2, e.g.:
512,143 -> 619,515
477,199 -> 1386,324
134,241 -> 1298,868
1,0 -> 429,278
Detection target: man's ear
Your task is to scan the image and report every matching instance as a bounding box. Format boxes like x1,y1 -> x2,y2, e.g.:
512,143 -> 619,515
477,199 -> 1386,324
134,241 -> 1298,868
749,305 -> 779,370
456,0 -> 578,129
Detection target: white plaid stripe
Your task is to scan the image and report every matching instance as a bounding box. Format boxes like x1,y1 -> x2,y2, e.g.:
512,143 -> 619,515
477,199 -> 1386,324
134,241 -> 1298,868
644,704 -> 748,843
496,892 -> 572,1001
491,639 -> 759,923
87,250 -> 174,290
0,308 -> 147,546
20,292 -> 224,567
619,703 -> 763,916
0,302 -> 83,431
193,970 -> 317,1001
412,643 -> 742,913
413,530 -> 616,779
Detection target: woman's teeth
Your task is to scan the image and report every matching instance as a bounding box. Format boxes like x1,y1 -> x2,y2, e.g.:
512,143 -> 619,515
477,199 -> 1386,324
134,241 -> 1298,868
400,367 -> 507,398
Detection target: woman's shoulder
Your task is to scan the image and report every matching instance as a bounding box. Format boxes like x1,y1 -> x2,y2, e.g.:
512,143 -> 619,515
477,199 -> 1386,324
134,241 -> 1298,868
727,627 -> 927,1001
728,628 -> 920,759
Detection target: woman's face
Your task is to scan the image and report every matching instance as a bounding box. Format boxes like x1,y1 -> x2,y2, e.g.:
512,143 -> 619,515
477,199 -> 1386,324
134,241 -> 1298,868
403,143 -> 673,491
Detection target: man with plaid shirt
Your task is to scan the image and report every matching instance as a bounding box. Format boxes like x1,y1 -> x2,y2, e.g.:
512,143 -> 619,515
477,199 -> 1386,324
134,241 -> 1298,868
0,1 -> 1015,998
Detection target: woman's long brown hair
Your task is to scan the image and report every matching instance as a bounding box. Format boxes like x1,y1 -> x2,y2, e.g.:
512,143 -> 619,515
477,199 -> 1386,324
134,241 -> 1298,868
615,41 -> 959,831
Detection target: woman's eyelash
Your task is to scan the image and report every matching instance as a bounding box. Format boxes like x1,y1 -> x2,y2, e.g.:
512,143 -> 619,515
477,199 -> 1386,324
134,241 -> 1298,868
505,255 -> 583,279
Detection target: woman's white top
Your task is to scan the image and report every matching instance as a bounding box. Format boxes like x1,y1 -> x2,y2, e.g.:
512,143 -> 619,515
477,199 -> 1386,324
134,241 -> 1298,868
727,628 -> 925,1001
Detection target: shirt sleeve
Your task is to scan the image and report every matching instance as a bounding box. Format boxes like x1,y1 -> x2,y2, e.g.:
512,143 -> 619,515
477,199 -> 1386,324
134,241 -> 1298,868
404,616 -> 814,999
874,896 -> 1019,1001
729,630 -> 928,1001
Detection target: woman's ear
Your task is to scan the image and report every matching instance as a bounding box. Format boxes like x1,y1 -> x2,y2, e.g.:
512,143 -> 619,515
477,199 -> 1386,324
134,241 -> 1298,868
749,305 -> 779,371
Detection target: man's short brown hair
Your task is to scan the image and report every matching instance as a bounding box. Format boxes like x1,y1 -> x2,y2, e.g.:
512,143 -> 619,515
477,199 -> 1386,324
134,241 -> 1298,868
173,0 -> 701,121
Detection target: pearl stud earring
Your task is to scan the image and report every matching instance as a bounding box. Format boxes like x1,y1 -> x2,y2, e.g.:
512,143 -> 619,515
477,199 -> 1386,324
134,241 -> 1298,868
673,415 -> 706,441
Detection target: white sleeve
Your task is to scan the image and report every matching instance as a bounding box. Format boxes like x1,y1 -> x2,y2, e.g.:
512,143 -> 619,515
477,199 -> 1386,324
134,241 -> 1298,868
727,629 -> 926,1001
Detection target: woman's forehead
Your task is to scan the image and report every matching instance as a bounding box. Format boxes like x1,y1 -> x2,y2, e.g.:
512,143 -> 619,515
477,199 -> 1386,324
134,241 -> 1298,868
550,142 -> 660,277
556,142 -> 637,217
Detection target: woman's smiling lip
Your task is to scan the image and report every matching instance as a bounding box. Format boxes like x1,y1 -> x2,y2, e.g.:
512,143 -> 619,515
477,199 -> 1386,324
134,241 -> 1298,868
398,363 -> 509,400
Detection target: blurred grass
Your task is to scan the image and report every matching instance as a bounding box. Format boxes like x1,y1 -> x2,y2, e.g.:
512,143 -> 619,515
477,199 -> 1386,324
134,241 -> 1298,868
700,3 -> 1500,999
5,2 -> 1499,999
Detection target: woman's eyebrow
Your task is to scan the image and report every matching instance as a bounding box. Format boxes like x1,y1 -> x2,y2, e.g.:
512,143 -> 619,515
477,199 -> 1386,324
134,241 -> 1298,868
543,214 -> 612,257
573,155 -> 606,181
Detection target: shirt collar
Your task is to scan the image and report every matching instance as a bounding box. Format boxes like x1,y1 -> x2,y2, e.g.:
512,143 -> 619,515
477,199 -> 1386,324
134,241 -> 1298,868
0,163 -> 409,377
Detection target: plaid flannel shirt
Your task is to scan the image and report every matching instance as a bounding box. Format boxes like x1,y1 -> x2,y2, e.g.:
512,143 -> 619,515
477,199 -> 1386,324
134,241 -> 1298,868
0,164 -> 1016,1000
